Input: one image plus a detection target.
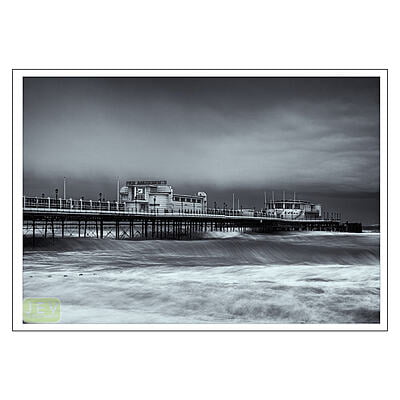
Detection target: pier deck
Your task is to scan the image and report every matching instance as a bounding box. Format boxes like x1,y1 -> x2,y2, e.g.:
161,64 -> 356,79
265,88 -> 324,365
22,196 -> 362,244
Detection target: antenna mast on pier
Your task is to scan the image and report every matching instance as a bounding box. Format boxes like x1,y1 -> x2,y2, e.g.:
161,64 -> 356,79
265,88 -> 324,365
117,178 -> 120,202
63,177 -> 66,200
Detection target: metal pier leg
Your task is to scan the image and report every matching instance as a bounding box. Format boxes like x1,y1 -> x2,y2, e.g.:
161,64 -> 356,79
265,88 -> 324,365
84,220 -> 87,237
100,220 -> 103,239
62,220 -> 64,238
32,219 -> 35,246
44,219 -> 48,238
96,220 -> 99,238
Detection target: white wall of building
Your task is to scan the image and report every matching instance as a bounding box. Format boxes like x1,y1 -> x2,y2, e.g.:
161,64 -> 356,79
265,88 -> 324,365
120,181 -> 207,213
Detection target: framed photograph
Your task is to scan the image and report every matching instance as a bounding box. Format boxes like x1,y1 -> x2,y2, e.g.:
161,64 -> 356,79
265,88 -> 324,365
12,69 -> 387,331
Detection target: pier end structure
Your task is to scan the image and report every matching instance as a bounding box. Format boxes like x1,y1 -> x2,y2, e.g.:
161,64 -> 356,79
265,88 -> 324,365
264,196 -> 322,220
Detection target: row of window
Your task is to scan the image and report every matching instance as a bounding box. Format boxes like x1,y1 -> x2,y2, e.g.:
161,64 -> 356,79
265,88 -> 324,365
172,196 -> 202,203
271,203 -> 302,209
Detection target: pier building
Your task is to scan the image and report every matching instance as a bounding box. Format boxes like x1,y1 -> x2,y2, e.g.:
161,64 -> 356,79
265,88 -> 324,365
119,180 -> 207,214
265,198 -> 322,219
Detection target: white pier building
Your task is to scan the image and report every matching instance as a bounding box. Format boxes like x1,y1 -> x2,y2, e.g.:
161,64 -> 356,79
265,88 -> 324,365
119,180 -> 207,214
265,196 -> 322,220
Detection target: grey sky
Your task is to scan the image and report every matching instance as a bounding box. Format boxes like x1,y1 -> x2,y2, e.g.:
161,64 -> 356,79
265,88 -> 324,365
23,77 -> 380,223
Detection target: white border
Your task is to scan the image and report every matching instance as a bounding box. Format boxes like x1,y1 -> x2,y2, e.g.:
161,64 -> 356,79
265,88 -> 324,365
12,69 -> 388,331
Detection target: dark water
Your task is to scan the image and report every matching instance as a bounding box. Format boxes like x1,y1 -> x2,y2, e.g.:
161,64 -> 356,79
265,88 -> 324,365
23,231 -> 380,324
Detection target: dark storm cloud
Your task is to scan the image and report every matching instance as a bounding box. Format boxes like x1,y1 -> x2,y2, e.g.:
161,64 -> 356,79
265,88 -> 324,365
23,76 -> 380,223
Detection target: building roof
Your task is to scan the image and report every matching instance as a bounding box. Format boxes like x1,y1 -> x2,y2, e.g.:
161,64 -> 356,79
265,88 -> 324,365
174,193 -> 204,199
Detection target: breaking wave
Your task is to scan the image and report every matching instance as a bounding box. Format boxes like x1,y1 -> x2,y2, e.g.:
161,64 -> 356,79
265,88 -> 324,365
23,231 -> 380,324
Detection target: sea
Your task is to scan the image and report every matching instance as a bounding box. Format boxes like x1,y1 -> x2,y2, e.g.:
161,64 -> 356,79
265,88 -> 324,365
23,231 -> 380,324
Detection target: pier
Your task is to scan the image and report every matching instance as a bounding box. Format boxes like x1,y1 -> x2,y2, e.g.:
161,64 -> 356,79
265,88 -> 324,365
23,196 -> 362,244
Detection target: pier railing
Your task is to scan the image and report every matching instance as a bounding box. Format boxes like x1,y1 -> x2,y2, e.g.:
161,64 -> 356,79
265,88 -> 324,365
23,196 -> 342,222
24,196 -> 127,212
